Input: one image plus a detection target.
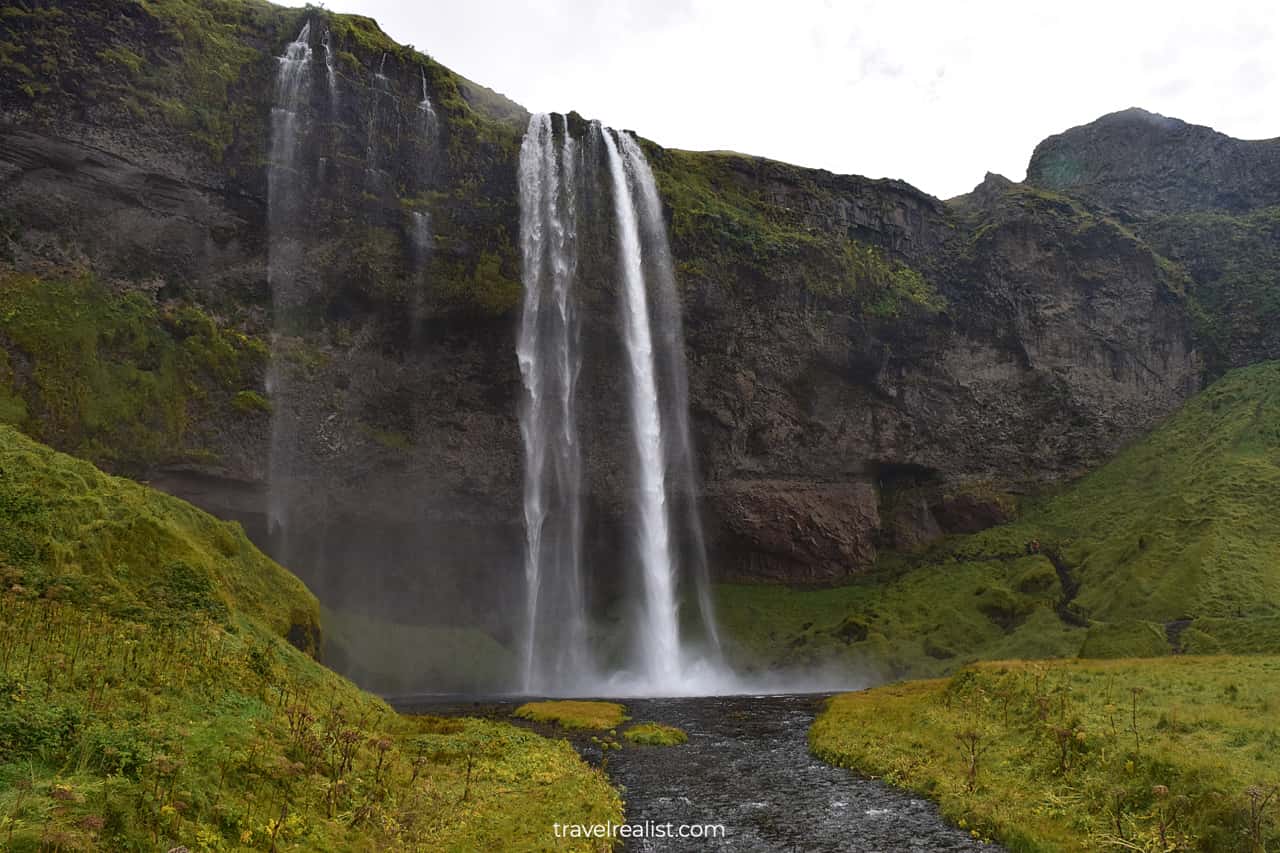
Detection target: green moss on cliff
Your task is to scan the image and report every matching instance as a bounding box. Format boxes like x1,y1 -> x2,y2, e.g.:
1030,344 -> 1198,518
1,0 -> 285,161
0,269 -> 267,473
1141,206 -> 1280,373
649,147 -> 944,316
0,427 -> 620,850
719,362 -> 1280,676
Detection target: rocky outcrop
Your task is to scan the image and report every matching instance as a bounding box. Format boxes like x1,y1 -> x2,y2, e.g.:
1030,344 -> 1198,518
0,2 -> 1267,667
1027,108 -> 1280,216
1026,108 -> 1280,375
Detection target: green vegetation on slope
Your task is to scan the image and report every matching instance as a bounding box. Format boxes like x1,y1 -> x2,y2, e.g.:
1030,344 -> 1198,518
811,658 -> 1280,852
0,269 -> 268,474
0,426 -> 620,850
647,147 -> 944,317
717,361 -> 1280,677
1141,206 -> 1280,373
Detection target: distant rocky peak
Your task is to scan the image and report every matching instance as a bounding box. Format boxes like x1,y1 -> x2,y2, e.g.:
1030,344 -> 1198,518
1025,107 -> 1280,216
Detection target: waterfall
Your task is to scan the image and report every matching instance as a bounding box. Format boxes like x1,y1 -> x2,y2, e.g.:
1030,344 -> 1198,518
601,128 -> 683,686
517,113 -> 591,693
266,22 -> 314,544
364,53 -> 397,191
418,70 -> 437,123
516,116 -> 731,695
621,133 -> 722,656
320,28 -> 338,108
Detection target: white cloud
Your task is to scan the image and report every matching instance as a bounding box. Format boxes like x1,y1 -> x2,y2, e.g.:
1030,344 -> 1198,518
290,0 -> 1278,198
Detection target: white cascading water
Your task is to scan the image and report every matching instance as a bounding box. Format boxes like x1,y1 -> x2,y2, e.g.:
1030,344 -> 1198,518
266,22 -> 313,541
418,69 -> 438,130
516,114 -> 591,693
320,28 -> 338,109
516,117 -> 735,695
364,53 -> 394,190
601,128 -> 683,687
621,132 -> 723,657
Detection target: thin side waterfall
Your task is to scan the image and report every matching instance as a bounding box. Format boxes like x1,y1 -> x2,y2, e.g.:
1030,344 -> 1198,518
418,70 -> 437,126
266,22 -> 313,543
364,53 -> 397,190
320,28 -> 338,109
408,209 -> 431,347
601,128 -> 682,686
621,133 -> 722,657
517,113 -> 590,693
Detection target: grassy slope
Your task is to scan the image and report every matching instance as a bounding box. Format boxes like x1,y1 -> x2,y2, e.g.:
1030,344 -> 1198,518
0,425 -> 619,851
717,361 -> 1280,678
811,658 -> 1280,852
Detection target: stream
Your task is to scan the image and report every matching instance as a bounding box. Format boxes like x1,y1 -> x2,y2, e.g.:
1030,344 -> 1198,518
400,693 -> 998,852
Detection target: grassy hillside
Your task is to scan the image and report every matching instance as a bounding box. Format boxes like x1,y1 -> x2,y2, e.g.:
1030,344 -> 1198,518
0,425 -> 619,851
811,658 -> 1280,852
717,361 -> 1280,677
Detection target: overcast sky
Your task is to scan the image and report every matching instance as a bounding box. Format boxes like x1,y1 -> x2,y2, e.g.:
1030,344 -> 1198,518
292,0 -> 1278,199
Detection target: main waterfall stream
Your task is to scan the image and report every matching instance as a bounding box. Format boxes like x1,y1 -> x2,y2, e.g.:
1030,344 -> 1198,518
518,115 -> 728,696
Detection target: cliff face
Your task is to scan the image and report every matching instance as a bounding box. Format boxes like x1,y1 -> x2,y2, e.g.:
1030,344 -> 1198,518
1027,107 -> 1280,216
1026,108 -> 1280,374
0,1 -> 1262,682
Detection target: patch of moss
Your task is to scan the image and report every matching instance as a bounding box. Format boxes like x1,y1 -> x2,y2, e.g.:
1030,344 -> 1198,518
623,722 -> 688,746
230,389 -> 271,415
514,701 -> 628,730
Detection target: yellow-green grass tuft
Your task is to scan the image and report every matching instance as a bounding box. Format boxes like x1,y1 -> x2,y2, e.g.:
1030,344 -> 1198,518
514,701 -> 628,730
623,722 -> 688,746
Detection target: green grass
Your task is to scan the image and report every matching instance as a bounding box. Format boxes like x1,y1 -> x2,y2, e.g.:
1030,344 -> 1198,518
514,702 -> 627,731
622,723 -> 687,746
811,657 -> 1280,852
717,361 -> 1280,677
0,426 -> 620,850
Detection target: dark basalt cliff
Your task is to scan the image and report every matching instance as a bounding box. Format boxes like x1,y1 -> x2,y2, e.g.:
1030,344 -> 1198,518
1028,107 -> 1280,216
1026,108 -> 1280,372
0,2 -> 1272,681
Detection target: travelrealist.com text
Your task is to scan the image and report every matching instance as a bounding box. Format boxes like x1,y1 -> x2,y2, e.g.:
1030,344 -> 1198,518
552,821 -> 728,840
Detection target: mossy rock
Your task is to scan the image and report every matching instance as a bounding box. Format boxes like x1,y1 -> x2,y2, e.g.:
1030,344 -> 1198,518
623,722 -> 688,746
